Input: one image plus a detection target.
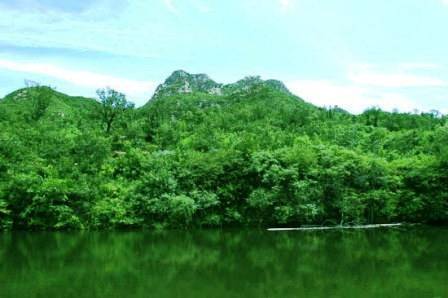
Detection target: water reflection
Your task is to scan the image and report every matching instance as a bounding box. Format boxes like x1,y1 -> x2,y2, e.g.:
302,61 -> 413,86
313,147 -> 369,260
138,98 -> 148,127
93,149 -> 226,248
1,228 -> 447,298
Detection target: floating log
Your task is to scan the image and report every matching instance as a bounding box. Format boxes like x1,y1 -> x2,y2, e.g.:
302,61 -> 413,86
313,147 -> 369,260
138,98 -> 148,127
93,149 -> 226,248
267,223 -> 403,232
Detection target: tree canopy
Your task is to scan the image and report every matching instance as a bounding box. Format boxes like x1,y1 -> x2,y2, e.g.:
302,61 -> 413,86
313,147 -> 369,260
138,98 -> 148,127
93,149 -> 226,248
96,87 -> 134,133
0,82 -> 447,230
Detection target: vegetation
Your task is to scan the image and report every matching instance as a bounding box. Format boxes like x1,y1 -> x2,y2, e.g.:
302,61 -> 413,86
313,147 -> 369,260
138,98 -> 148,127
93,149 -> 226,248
0,74 -> 447,230
97,87 -> 134,133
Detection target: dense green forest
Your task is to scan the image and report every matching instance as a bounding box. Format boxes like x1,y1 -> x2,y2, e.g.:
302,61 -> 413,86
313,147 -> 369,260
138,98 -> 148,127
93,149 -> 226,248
0,71 -> 447,230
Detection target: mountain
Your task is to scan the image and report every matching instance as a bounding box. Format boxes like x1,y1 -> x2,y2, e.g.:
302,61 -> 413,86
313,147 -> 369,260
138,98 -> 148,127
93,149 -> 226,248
152,70 -> 224,99
223,76 -> 292,96
151,70 -> 292,100
0,86 -> 99,122
1,70 -> 447,231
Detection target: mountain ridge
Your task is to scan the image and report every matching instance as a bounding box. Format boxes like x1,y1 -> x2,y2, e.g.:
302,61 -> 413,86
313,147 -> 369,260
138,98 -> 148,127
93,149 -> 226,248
1,70 -> 295,107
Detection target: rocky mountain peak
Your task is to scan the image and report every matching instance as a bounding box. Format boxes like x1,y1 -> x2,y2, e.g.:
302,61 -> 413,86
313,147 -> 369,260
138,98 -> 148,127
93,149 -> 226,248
152,71 -> 292,100
153,70 -> 223,99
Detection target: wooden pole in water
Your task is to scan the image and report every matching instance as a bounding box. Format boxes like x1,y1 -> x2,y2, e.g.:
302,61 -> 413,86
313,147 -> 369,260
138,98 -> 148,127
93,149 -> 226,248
267,223 -> 403,232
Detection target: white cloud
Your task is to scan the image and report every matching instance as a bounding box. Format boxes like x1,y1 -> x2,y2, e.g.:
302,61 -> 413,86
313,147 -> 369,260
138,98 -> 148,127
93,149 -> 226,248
399,62 -> 440,70
287,80 -> 366,112
442,0 -> 448,6
191,0 -> 212,13
348,65 -> 446,88
0,59 -> 156,105
279,0 -> 291,7
163,0 -> 179,14
279,0 -> 294,10
349,72 -> 446,88
0,2 -> 172,59
286,80 -> 424,114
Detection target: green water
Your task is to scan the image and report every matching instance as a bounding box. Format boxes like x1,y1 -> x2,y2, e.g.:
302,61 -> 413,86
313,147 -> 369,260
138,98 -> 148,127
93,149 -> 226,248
0,227 -> 447,298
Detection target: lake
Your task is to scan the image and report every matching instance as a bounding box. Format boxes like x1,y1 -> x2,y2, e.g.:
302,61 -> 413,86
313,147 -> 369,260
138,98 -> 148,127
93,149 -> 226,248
0,227 -> 447,298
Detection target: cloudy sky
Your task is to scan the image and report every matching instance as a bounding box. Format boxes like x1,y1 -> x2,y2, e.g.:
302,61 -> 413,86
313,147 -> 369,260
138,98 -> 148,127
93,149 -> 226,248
0,0 -> 447,113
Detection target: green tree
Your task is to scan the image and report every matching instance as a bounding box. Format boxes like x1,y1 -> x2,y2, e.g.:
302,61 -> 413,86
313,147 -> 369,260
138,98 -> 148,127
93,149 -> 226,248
31,87 -> 51,121
96,88 -> 134,133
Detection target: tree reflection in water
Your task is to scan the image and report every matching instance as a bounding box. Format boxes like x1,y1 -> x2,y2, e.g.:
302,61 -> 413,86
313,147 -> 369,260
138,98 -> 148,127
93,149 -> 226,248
0,227 -> 447,298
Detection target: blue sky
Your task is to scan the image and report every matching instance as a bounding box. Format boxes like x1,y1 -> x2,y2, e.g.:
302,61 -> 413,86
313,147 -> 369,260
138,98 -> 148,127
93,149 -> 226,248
0,0 -> 447,113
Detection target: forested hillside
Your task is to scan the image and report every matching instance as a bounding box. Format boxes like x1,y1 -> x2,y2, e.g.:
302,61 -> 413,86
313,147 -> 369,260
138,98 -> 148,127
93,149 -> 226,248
0,71 -> 447,230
